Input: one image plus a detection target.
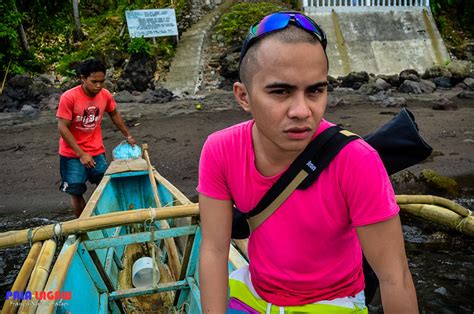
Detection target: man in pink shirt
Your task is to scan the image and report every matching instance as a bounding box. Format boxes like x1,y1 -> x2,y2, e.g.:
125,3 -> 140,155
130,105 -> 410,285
198,12 -> 418,313
57,59 -> 136,217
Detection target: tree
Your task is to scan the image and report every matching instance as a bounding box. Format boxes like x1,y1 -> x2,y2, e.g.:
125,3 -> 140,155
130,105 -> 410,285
13,2 -> 29,52
73,0 -> 83,41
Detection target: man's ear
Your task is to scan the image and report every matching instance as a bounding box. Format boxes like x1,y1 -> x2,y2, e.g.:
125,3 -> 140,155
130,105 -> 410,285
233,82 -> 251,113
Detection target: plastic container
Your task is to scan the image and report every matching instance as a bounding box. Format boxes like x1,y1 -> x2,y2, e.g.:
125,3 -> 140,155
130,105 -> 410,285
132,256 -> 160,288
113,141 -> 142,160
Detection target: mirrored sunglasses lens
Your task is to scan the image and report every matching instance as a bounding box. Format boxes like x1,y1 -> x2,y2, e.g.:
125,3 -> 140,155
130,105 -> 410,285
256,14 -> 290,36
294,14 -> 319,35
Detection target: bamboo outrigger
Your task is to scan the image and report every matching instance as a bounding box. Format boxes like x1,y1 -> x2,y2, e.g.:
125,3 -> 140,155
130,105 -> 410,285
397,195 -> 474,236
2,146 -> 248,313
1,146 -> 472,313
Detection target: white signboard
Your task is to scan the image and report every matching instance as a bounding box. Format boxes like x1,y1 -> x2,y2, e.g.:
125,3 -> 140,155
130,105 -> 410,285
125,9 -> 178,38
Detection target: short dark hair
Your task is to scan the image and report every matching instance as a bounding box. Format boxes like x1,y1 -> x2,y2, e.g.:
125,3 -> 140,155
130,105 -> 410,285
79,59 -> 106,78
239,25 -> 326,87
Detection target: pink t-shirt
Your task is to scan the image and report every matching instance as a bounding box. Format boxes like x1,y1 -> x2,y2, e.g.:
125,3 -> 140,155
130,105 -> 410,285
197,119 -> 399,306
57,85 -> 116,157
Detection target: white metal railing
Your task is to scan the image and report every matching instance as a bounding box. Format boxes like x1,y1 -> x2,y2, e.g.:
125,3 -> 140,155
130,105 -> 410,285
303,0 -> 430,6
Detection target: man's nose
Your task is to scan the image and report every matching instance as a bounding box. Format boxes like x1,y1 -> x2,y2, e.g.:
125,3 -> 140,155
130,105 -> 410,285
288,93 -> 311,119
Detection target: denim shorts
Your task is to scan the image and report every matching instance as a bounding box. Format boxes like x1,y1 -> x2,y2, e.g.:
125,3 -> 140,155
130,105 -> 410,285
59,154 -> 108,196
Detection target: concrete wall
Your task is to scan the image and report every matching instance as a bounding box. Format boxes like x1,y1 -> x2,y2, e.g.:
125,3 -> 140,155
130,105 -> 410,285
304,7 -> 450,77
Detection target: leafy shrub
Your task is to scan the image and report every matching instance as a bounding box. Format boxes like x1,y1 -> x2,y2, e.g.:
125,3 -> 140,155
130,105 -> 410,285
56,50 -> 90,76
431,0 -> 473,38
0,0 -> 23,76
127,37 -> 152,56
429,0 -> 474,58
157,40 -> 175,59
214,2 -> 289,46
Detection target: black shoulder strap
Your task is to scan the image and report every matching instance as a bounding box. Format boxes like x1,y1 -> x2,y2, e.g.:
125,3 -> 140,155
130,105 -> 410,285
246,126 -> 359,229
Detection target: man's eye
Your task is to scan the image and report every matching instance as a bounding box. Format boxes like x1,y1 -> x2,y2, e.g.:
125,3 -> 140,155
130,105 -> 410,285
270,89 -> 289,95
308,87 -> 325,94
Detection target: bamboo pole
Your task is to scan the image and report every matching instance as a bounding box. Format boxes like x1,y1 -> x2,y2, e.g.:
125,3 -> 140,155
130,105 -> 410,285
142,144 -> 163,210
154,169 -> 192,253
399,204 -> 474,236
36,240 -> 78,314
0,204 -> 199,249
18,240 -> 57,313
1,242 -> 42,314
142,144 -> 181,280
396,195 -> 471,217
160,220 -> 181,280
233,239 -> 249,260
80,175 -> 110,218
229,245 -> 248,270
154,170 -> 192,205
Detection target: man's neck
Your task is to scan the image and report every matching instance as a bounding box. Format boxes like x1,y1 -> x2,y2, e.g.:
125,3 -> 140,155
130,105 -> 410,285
81,84 -> 95,98
252,125 -> 300,177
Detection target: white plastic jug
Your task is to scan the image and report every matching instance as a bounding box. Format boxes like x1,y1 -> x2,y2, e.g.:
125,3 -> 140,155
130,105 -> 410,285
132,256 -> 160,288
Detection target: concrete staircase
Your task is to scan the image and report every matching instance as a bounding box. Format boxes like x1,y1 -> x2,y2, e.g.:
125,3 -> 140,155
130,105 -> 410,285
163,0 -> 235,96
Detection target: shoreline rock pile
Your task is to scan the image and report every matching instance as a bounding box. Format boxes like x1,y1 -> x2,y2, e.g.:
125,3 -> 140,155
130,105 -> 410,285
0,59 -> 472,114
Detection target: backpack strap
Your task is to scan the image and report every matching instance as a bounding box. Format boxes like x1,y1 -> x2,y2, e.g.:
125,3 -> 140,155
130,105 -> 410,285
247,126 -> 359,232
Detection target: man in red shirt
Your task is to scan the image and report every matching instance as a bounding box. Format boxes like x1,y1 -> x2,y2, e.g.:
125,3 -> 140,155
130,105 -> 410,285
57,59 -> 136,217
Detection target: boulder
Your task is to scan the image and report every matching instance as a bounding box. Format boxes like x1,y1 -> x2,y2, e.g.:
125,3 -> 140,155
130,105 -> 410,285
38,93 -> 61,111
4,75 -> 34,101
0,93 -> 17,112
447,60 -> 474,83
432,97 -> 457,111
420,169 -> 460,197
398,80 -> 422,94
399,69 -> 420,83
117,54 -> 157,92
375,78 -> 392,90
464,77 -> 474,91
1,75 -> 59,111
114,90 -> 138,103
220,51 -> 240,81
422,66 -> 451,79
457,90 -> 474,99
419,79 -> 436,93
339,71 -> 369,89
432,76 -> 452,89
357,82 -> 383,95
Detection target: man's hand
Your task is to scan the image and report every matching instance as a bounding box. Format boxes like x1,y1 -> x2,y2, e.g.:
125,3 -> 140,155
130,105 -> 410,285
126,135 -> 137,146
79,153 -> 95,168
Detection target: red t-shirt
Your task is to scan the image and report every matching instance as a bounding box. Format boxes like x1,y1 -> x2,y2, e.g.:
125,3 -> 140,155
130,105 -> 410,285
56,85 -> 116,157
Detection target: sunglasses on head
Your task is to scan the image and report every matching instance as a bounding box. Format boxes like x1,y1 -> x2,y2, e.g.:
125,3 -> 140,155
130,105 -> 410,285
240,11 -> 328,62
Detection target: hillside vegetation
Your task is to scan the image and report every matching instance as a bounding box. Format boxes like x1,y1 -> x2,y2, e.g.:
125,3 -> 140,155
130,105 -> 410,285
0,0 -> 472,83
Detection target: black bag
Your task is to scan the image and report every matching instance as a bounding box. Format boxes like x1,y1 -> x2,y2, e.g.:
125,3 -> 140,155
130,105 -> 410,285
231,108 -> 432,304
365,108 -> 432,176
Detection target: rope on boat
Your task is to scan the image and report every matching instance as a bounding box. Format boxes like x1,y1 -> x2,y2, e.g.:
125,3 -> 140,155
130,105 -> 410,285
145,209 -> 159,288
170,301 -> 190,313
26,223 -> 63,247
163,199 -> 181,208
149,207 -> 157,221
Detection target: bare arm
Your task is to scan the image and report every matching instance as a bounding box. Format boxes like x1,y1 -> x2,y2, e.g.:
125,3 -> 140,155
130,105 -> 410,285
199,193 -> 233,313
108,109 -> 136,146
58,118 -> 95,168
357,214 -> 418,313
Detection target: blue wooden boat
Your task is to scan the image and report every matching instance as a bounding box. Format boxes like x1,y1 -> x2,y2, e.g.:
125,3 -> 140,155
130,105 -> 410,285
2,151 -> 248,313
